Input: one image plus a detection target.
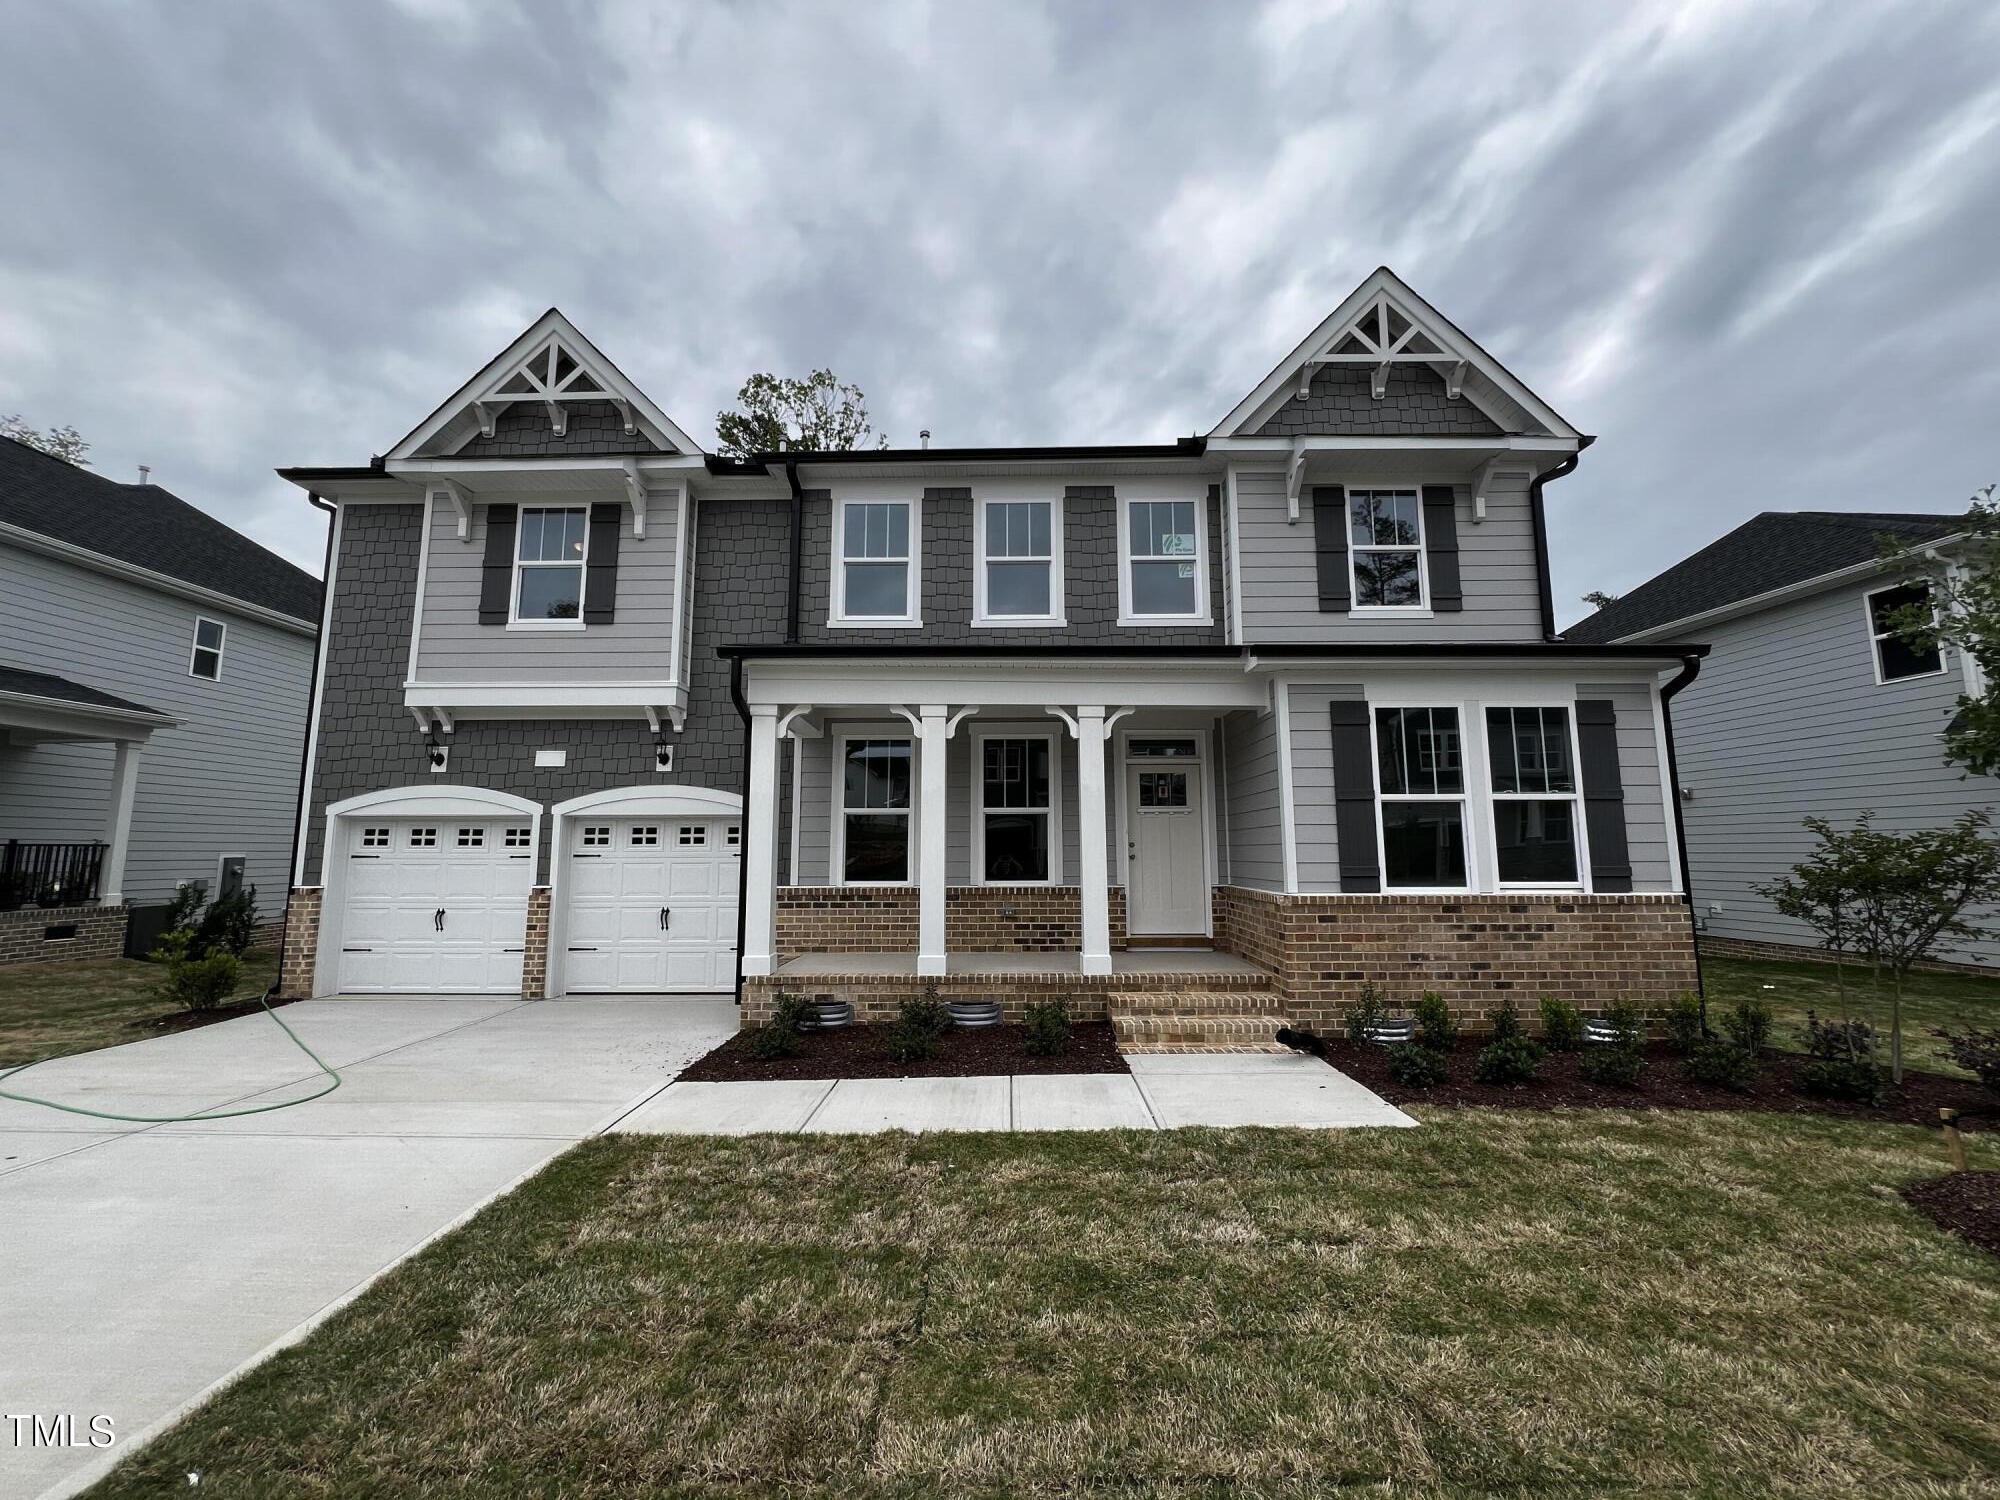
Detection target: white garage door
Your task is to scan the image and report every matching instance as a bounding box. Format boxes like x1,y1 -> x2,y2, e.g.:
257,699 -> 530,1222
334,818 -> 536,994
561,817 -> 741,993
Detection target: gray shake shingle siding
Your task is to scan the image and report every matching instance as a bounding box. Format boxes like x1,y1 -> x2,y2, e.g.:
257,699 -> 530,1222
1253,363 -> 1501,438
453,400 -> 668,458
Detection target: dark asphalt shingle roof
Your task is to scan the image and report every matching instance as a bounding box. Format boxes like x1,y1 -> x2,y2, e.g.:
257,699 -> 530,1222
1565,510 -> 1968,642
0,437 -> 321,623
0,663 -> 168,718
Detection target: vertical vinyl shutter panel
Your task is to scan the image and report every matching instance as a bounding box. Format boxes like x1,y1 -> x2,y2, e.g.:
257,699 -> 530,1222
1422,485 -> 1462,612
1576,699 -> 1632,892
1313,486 -> 1351,612
582,502 -> 622,624
1329,699 -> 1381,892
477,503 -> 518,625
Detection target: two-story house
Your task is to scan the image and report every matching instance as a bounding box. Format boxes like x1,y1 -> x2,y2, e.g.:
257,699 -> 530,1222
0,437 -> 320,964
276,269 -> 1702,1032
1569,508 -> 1997,968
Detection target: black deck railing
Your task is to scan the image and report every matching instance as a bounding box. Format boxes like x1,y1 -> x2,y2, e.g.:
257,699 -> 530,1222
0,840 -> 107,911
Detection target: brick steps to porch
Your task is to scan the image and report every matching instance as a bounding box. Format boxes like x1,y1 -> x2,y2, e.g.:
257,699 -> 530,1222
1109,992 -> 1291,1053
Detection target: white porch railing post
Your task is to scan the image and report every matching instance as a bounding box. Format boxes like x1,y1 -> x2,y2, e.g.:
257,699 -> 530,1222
741,705 -> 780,977
916,704 -> 948,976
1074,705 -> 1112,975
99,739 -> 143,906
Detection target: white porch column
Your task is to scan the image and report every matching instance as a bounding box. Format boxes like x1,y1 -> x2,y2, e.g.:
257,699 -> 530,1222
1074,706 -> 1112,975
741,705 -> 780,977
99,739 -> 144,905
916,704 -> 949,976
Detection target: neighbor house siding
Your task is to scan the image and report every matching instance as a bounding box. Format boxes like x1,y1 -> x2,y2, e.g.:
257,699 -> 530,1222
0,543 -> 314,908
1671,577 -> 1999,964
1221,707 -> 1284,892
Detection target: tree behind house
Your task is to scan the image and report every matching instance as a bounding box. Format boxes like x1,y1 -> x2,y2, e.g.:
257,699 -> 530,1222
1881,483 -> 2000,775
1,415 -> 89,466
715,370 -> 887,457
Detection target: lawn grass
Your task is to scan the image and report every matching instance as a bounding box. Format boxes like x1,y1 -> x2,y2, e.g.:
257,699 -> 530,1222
89,1112 -> 2000,1498
1706,953 -> 2000,1078
0,947 -> 279,1069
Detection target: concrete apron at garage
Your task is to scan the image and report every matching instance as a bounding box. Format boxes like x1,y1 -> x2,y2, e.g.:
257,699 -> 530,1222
0,994 -> 735,1500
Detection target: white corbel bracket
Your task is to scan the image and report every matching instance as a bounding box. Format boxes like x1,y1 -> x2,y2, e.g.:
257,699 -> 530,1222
544,400 -> 568,437
1445,360 -> 1467,400
641,703 -> 685,734
1285,438 -> 1307,524
1045,706 -> 1079,738
432,479 -> 474,540
1371,361 -> 1391,400
776,706 -> 822,740
612,397 -> 637,436
472,401 -> 499,439
623,460 -> 650,538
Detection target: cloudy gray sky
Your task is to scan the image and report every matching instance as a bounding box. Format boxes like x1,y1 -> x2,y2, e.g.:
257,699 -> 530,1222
2,0 -> 1995,623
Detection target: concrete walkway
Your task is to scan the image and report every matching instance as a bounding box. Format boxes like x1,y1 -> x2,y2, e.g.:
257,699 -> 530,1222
0,995 -> 735,1500
617,1052 -> 1417,1135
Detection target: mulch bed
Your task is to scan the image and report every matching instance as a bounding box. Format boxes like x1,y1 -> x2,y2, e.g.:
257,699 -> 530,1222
1312,1037 -> 1995,1131
131,994 -> 297,1037
1902,1171 -> 2000,1258
680,1021 -> 1128,1082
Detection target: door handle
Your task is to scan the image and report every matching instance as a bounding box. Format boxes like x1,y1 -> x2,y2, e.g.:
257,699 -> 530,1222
660,906 -> 671,931
434,907 -> 445,932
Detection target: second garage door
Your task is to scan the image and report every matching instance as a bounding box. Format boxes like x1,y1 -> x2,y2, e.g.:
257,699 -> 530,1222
561,817 -> 741,993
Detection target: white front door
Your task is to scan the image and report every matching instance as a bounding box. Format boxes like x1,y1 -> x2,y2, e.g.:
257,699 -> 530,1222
334,818 -> 536,994
1125,761 -> 1208,935
561,817 -> 741,993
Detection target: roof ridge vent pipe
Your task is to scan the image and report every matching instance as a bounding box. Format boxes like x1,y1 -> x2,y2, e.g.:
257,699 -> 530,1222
920,429 -> 931,450
136,465 -> 151,486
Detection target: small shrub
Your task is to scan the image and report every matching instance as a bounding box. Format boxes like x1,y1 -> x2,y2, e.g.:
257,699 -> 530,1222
1601,999 -> 1645,1044
1683,1038 -> 1759,1091
1665,992 -> 1706,1054
1538,996 -> 1584,1051
888,991 -> 952,1063
1802,1010 -> 1876,1062
1935,1026 -> 2000,1093
1343,983 -> 1391,1045
1721,997 -> 1773,1054
153,930 -> 241,1012
1023,998 -> 1072,1057
745,991 -> 812,1060
1474,1033 -> 1543,1085
1797,1056 -> 1890,1104
1414,992 -> 1457,1053
194,886 -> 260,958
1578,1042 -> 1645,1087
1386,1044 -> 1449,1088
1486,1000 -> 1524,1043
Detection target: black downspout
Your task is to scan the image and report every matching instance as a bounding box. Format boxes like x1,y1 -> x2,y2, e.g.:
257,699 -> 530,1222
1659,650 -> 1706,1006
729,652 -> 750,1007
1528,452 -> 1579,640
271,491 -> 338,1001
784,459 -> 804,645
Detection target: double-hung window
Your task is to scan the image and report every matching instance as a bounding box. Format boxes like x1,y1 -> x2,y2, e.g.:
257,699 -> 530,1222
1349,489 -> 1426,609
978,498 -> 1059,623
1124,498 -> 1203,620
1374,706 -> 1467,889
1866,582 -> 1944,682
840,738 -> 913,882
188,617 -> 226,679
978,735 -> 1055,882
836,500 -> 916,623
513,506 -> 587,623
1486,707 -> 1581,886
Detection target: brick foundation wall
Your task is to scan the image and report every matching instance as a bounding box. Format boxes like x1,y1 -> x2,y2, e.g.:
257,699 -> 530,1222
776,885 -> 1129,959
0,903 -> 129,966
776,888 -> 918,956
743,965 -> 1272,1026
523,887 -> 551,998
278,887 -> 321,998
1699,933 -> 2000,978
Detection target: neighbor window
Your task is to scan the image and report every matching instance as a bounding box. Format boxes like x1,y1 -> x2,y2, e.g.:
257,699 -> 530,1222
1125,499 -> 1201,618
513,506 -> 587,622
837,500 -> 915,621
1868,582 -> 1944,682
841,738 -> 913,882
979,498 -> 1058,621
1486,707 -> 1580,886
1349,489 -> 1425,608
1374,707 -> 1466,889
979,736 -> 1054,882
188,617 -> 226,679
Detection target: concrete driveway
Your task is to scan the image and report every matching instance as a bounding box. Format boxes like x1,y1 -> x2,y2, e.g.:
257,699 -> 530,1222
0,994 -> 734,1500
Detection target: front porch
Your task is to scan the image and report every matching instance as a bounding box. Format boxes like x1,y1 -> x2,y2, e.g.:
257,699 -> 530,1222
775,948 -> 1269,978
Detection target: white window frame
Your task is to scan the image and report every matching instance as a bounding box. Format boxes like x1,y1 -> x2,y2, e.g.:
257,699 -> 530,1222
1485,704 -> 1586,893
1116,489 -> 1211,626
508,504 -> 590,632
1864,580 -> 1947,685
188,616 -> 227,680
974,494 -> 1064,626
831,732 -> 918,886
969,726 -> 1063,885
1368,702 -> 1474,895
830,496 -> 921,627
1347,486 -> 1431,615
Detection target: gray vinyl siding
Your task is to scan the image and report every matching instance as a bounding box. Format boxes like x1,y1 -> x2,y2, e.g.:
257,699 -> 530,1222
1671,578 -> 2000,964
1235,468 -> 1543,643
0,543 -> 315,908
1284,682 -> 1365,892
413,494 -> 682,684
1576,680 -> 1674,892
1221,708 -> 1284,891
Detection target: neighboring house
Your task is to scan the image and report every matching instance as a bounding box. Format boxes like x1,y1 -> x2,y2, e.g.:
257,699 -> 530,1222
278,268 -> 1703,1033
0,437 -> 321,965
1568,509 -> 1998,968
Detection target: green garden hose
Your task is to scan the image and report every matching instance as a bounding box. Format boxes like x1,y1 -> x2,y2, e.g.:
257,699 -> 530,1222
0,990 -> 340,1123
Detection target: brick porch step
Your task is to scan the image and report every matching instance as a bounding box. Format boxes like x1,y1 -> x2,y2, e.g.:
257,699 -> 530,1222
1108,990 -> 1280,1017
1110,1006 -> 1290,1052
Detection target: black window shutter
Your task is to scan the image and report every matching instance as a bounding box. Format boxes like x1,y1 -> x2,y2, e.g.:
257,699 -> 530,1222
583,502 -> 622,625
477,503 -> 518,625
1313,486 -> 1351,612
1576,699 -> 1632,892
1329,699 -> 1381,892
1422,485 -> 1462,612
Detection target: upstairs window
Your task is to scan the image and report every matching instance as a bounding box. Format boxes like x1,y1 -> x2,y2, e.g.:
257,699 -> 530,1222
513,506 -> 587,623
1349,489 -> 1426,609
835,500 -> 916,623
1868,582 -> 1944,682
1124,498 -> 1203,620
1374,707 -> 1466,890
978,498 -> 1059,622
840,737 -> 912,882
188,617 -> 226,679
